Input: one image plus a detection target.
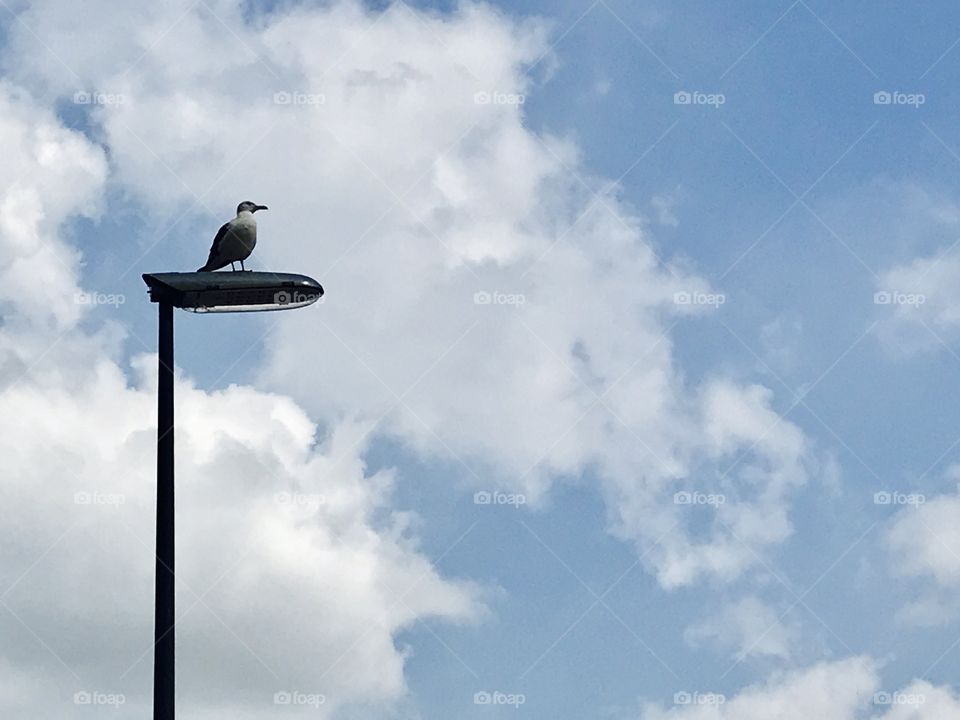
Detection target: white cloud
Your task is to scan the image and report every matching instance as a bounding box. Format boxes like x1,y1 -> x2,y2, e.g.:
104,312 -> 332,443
0,81 -> 106,330
888,489 -> 960,587
684,595 -> 797,660
886,480 -> 960,625
0,0 -> 820,589
875,251 -> 960,353
640,657 -> 877,720
5,2 -> 960,717
650,188 -> 682,227
874,680 -> 960,719
861,181 -> 960,355
0,82 -> 480,718
758,315 -> 803,377
638,657 -> 960,720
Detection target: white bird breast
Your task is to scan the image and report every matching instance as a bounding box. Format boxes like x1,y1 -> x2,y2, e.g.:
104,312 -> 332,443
222,214 -> 257,260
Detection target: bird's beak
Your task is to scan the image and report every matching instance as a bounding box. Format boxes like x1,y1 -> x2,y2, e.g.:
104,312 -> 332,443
254,204 -> 268,212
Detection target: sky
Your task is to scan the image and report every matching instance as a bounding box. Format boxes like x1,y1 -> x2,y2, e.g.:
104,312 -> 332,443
2,0 -> 960,717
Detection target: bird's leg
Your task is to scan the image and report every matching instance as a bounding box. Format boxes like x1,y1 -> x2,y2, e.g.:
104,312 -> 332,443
240,259 -> 246,271
230,262 -> 236,271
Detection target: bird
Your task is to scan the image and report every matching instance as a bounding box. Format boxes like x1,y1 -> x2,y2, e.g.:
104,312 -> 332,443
197,201 -> 268,272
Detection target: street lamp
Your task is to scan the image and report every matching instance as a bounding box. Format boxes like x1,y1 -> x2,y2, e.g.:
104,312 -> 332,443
141,271 -> 323,720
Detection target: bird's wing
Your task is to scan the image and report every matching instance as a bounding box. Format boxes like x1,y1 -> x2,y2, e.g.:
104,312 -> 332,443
199,221 -> 231,271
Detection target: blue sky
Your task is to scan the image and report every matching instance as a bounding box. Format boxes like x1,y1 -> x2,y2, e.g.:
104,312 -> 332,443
387,3 -> 960,710
4,0 -> 960,718
343,1 -> 960,714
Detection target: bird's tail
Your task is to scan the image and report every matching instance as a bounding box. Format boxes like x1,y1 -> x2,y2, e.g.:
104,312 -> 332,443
197,265 -> 211,272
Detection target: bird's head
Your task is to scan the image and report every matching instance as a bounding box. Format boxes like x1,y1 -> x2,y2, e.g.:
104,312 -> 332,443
237,201 -> 268,215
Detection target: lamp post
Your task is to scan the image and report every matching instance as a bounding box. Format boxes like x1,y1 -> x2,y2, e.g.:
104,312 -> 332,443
142,271 -> 324,720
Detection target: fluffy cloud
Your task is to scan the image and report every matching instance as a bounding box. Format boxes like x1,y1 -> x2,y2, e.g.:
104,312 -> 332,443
641,657 -> 877,720
0,83 -> 479,718
888,489 -> 960,587
638,658 -> 960,720
874,680 -> 960,720
886,476 -> 960,625
0,80 -> 105,330
875,251 -> 960,353
683,595 -> 797,661
1,0 -> 821,589
863,182 -> 960,354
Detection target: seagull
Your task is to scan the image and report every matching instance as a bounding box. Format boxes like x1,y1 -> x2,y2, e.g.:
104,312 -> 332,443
197,201 -> 268,272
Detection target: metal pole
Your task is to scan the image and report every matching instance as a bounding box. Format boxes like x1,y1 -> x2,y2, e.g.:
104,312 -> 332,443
154,302 -> 175,719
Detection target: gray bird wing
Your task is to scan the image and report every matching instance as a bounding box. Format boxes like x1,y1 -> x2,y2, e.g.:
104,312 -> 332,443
199,221 -> 231,271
